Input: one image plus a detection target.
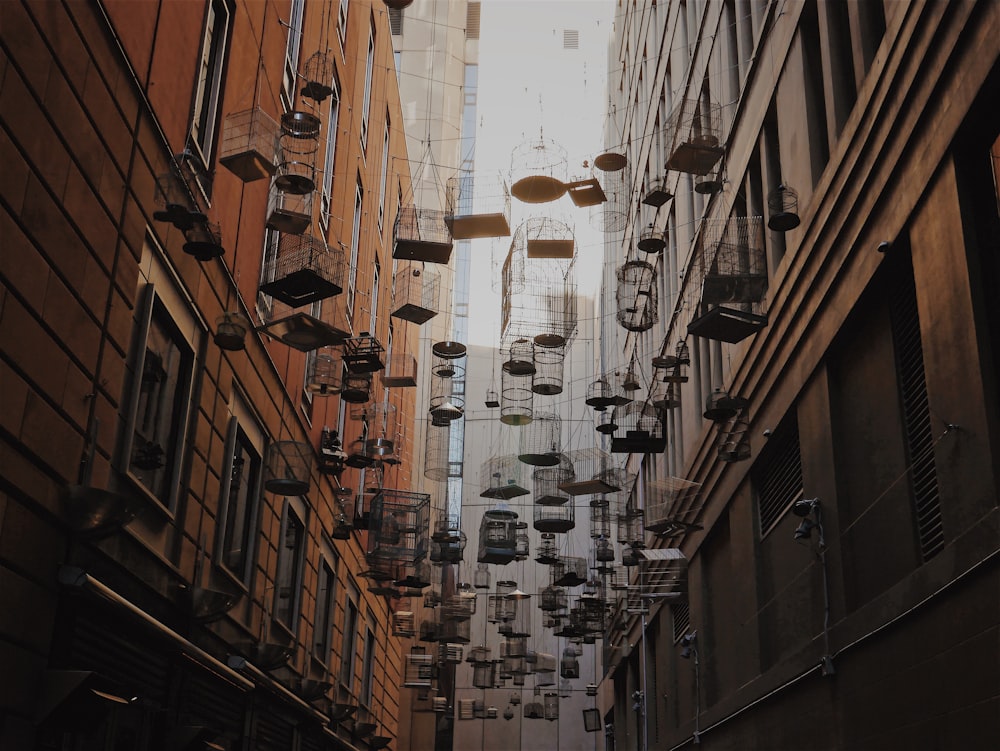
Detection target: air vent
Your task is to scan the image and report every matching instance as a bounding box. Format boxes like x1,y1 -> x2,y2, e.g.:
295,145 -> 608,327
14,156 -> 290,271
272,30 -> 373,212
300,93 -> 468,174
563,29 -> 579,49
389,8 -> 403,36
754,415 -> 803,536
466,2 -> 481,40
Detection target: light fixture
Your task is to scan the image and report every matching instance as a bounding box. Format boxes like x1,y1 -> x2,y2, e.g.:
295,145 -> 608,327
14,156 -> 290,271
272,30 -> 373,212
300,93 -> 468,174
680,631 -> 697,660
791,498 -> 825,548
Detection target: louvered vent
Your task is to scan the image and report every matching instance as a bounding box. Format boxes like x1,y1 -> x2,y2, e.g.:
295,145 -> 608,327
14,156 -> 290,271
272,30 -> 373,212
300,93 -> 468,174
389,8 -> 403,36
754,416 -> 803,536
466,2 -> 481,40
889,258 -> 943,561
563,29 -> 579,49
671,601 -> 690,643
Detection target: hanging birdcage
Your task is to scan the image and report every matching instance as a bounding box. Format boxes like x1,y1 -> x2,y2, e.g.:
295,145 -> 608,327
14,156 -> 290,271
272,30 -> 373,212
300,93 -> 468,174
474,563 -> 491,590
532,342 -> 566,396
650,378 -> 681,410
317,427 -> 345,477
394,559 -> 432,590
642,175 -> 673,207
443,587 -> 477,621
767,184 -> 801,231
498,600 -> 531,639
718,415 -> 751,462
502,338 -> 536,376
500,365 -> 533,426
329,493 -> 355,540
510,135 -> 569,203
393,205 -> 454,265
518,412 -> 561,466
575,595 -> 606,634
393,610 -> 416,638
266,182 -> 312,234
429,358 -> 465,422
585,378 -> 614,409
423,421 -> 456,481
590,500 -> 613,539
260,234 -> 345,308
306,349 -> 342,395
533,457 -> 574,507
440,618 -> 471,644
264,441 -> 312,495
367,489 -> 430,564
214,311 -> 250,351
704,388 -> 749,422
610,402 -> 666,454
590,150 -> 630,233
478,505 -> 519,565
594,536 -> 616,563
637,224 -> 666,254
392,264 -> 440,324
219,108 -> 279,182
605,566 -> 630,590
275,111 -> 321,194
382,352 -> 418,388
340,372 -> 372,404
430,516 -> 466,564
445,171 -> 512,238
501,233 -> 578,348
361,401 -> 398,459
617,508 -> 646,548
644,477 -> 702,534
480,455 -> 529,500
439,642 -> 464,665
559,647 -> 579,679
472,661 -> 497,689
616,260 -> 658,332
539,585 -> 568,612
687,216 -> 768,343
553,556 -> 588,587
535,533 -> 560,565
404,648 -> 436,688
182,219 -> 225,261
664,98 -> 726,176
557,447 -> 621,496
524,216 -> 575,259
300,51 -> 334,101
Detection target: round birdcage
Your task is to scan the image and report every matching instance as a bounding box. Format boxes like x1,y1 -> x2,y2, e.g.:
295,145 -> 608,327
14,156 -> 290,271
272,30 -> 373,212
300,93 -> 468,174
503,338 -> 536,376
767,184 -> 801,231
532,343 -> 565,396
616,260 -> 658,332
264,441 -> 312,495
533,456 -> 574,506
510,136 -> 569,204
306,349 -> 343,395
300,51 -> 334,102
518,412 -> 561,466
500,367 -> 533,426
590,151 -> 630,233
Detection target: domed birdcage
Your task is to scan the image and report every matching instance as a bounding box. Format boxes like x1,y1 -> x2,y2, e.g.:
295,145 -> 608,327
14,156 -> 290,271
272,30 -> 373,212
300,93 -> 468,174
502,338 -> 536,376
609,402 -> 666,454
306,348 -> 342,395
616,260 -> 658,333
478,505 -> 519,565
590,150 -> 630,233
524,216 -> 575,259
509,135 -> 569,204
275,111 -> 321,194
767,184 -> 801,231
532,342 -> 566,396
445,170 -> 512,239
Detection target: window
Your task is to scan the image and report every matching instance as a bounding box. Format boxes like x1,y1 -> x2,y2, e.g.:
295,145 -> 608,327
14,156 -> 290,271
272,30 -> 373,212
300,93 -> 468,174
370,257 -> 380,333
315,544 -> 338,662
378,116 -> 390,233
320,75 -> 342,231
274,497 -> 307,633
388,7 -> 403,36
360,19 -> 375,152
347,176 -> 363,322
753,414 -> 803,537
337,0 -> 349,49
340,581 -> 360,688
257,227 -> 280,320
218,394 -> 265,586
361,614 -> 376,705
190,0 -> 231,168
282,0 -> 305,110
121,241 -> 200,512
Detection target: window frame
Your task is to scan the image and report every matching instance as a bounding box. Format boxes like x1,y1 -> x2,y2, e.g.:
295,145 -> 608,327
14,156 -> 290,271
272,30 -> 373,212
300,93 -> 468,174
340,581 -> 360,690
320,74 -> 343,232
281,0 -> 306,111
360,18 -> 375,153
216,403 -> 265,589
347,176 -> 364,323
273,496 -> 308,636
189,0 -> 232,173
314,542 -> 338,664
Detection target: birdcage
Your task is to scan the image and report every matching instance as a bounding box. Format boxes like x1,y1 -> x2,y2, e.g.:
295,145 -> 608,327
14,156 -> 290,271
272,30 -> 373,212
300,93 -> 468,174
382,352 -> 418,388
642,175 -> 673,207
445,171 -> 511,239
439,642 -> 464,665
367,489 -> 430,564
501,235 -> 578,348
650,378 -> 681,410
637,224 -> 666,254
360,401 -> 398,459
664,98 -> 726,176
468,645 -> 492,664
340,372 -> 372,404
605,566 -> 630,591
539,586 -> 568,612
300,51 -> 334,101
480,455 -> 529,500
585,378 -> 615,409
264,441 -> 312,495
457,699 -> 475,720
443,588 -> 477,621
393,610 -> 416,638
265,182 -> 312,234
610,402 -> 666,454
497,600 -> 531,639
625,587 -> 649,616
500,366 -> 533,426
574,595 -> 606,634
518,412 -> 561,466
557,447 -> 621,496
502,339 -> 536,376
304,349 -> 342,395
474,563 -> 491,589
260,234 -> 345,308
594,536 -> 616,563
552,557 -> 588,587
423,422 -> 457,482
430,517 -> 466,564
429,358 -> 465,423
532,342 -> 565,396
440,618 -> 471,644
405,648 -> 436,688
472,661 -> 497,689
535,534 -> 560,564
393,206 -> 454,265
275,111 -> 321,194
524,216 -> 575,259
616,260 -> 658,332
687,216 -> 768,343
478,505 -> 519,564
329,493 -> 355,540
182,220 -> 224,261
394,559 -> 432,590
419,617 -> 441,643
514,524 -> 529,560
533,458 -> 574,507
718,415 -> 751,462
617,508 -> 646,548
510,136 -> 569,203
590,500 -> 613,539
767,184 -> 801,231
219,108 -> 279,182
644,477 -> 702,534
596,467 -> 633,517
589,150 -> 631,233
559,648 -> 579,679
392,264 -> 440,324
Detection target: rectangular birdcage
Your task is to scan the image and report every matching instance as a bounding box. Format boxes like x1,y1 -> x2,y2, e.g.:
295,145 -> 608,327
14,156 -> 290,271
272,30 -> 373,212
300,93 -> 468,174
605,566 -> 630,590
367,489 -> 430,564
687,216 -> 769,343
392,264 -> 440,325
445,172 -> 512,239
552,556 -> 588,587
664,98 -> 726,176
644,477 -> 702,534
266,183 -> 312,234
381,352 -> 418,388
558,447 -> 622,496
393,611 -> 416,638
219,108 -> 279,182
625,586 -> 649,615
393,206 -> 454,264
259,234 -> 345,308
610,402 -> 667,454
480,455 -> 530,500
404,650 -> 436,688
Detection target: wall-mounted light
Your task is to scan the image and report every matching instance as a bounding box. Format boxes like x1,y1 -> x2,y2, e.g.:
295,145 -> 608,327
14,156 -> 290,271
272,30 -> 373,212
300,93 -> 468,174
679,631 -> 697,660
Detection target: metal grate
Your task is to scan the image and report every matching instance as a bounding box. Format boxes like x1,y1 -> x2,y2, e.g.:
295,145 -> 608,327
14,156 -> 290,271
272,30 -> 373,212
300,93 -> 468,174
754,416 -> 803,537
671,601 -> 690,643
389,7 -> 403,35
466,2 -> 481,40
889,258 -> 943,561
563,29 -> 579,49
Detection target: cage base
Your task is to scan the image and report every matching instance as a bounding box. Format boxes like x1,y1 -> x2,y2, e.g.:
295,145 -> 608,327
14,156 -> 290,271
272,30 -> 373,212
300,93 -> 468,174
527,238 -> 575,259
610,431 -> 667,454
480,484 -> 530,500
642,186 -> 672,207
517,452 -> 561,467
666,139 -> 724,176
510,175 -> 567,204
259,270 -> 342,308
391,302 -> 438,325
266,207 -> 311,234
393,238 -> 454,265
220,152 -> 275,183
687,306 -> 768,343
479,548 -> 517,565
446,213 -> 511,240
534,519 -> 575,534
701,273 -> 768,306
558,478 -> 620,496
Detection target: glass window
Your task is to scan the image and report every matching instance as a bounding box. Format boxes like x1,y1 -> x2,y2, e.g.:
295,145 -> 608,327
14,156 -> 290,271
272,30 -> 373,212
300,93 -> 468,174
378,116 -> 390,233
340,582 -> 360,688
361,19 -> 375,152
274,499 -> 307,632
337,0 -> 349,49
361,617 -> 376,705
321,75 -> 342,231
315,549 -> 337,661
282,0 -> 305,110
347,177 -> 363,322
219,415 -> 263,584
190,0 -> 231,168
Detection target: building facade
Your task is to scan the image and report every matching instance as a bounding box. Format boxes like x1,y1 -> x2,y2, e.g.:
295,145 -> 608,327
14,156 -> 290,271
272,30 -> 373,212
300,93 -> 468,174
0,0 -> 423,748
600,1 -> 999,749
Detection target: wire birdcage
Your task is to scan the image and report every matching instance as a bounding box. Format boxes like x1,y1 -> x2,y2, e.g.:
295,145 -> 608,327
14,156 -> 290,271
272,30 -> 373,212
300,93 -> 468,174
275,111 -> 321,194
524,216 -> 575,259
501,235 -> 578,348
500,366 -> 533,426
367,489 -> 430,564
551,556 -> 588,587
610,402 -> 666,454
664,98 -> 726,176
532,342 -> 566,396
644,477 -> 702,534
306,349 -> 342,395
300,51 -> 334,102
424,421 -> 457,481
590,500 -> 613,539
392,264 -> 440,324
535,534 -> 560,564
264,441 -> 312,495
260,234 -> 345,308
509,135 -> 569,204
767,184 -> 801,231
616,508 -> 645,548
404,648 -> 436,688
518,412 -> 561,466
637,224 -> 666,254
478,505 -> 519,565
503,338 -> 536,376
473,661 -> 497,689
361,401 -> 398,460
480,455 -> 529,500
718,416 -> 751,462
445,171 -> 511,239
393,206 -> 454,265
266,179 -> 312,234
429,358 -> 465,423
430,525 -> 467,565
589,150 -> 631,233
687,216 -> 768,343
382,352 -> 418,388
616,260 -> 658,332
539,585 -> 568,612
219,108 -> 279,182
393,610 -> 416,638
533,457 -> 574,507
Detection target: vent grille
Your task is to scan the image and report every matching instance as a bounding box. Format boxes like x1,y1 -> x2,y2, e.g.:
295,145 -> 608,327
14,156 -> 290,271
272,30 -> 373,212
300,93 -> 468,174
466,2 -> 481,40
754,416 -> 803,536
671,601 -> 690,642
563,29 -> 579,49
889,260 -> 943,561
389,8 -> 403,36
